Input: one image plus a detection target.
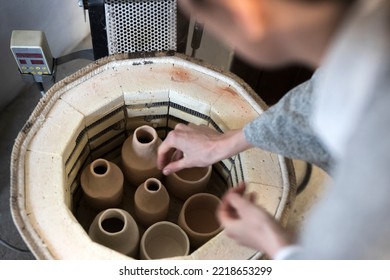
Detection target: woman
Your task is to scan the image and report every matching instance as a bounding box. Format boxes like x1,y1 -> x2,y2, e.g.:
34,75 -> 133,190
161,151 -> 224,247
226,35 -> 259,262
158,0 -> 390,259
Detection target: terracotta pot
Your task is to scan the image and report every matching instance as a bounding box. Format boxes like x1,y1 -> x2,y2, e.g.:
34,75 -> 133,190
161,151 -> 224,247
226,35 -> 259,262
121,125 -> 162,187
166,165 -> 212,200
134,178 -> 170,227
140,221 -> 190,260
80,158 -> 123,210
88,208 -> 140,257
178,193 -> 222,248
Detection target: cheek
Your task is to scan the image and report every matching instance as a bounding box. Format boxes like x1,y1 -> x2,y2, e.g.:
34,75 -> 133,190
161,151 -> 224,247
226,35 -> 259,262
203,20 -> 293,67
233,36 -> 293,67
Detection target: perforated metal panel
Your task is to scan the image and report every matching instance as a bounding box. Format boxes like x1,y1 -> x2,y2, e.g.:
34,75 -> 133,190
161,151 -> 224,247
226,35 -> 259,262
105,0 -> 177,54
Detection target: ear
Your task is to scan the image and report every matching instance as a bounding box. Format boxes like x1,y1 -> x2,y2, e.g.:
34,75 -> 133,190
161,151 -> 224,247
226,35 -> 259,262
224,0 -> 265,42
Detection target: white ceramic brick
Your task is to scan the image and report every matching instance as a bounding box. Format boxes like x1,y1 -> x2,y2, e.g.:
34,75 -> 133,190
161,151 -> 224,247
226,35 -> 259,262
88,120 -> 125,150
25,151 -> 66,214
28,99 -> 85,160
168,107 -> 209,126
240,148 -> 283,188
23,151 -> 100,258
169,90 -> 211,116
192,232 -> 258,260
66,180 -> 80,210
116,63 -> 174,101
169,65 -> 222,106
211,86 -> 260,130
208,112 -> 231,133
65,143 -> 90,193
126,103 -> 169,118
125,90 -> 170,106
90,133 -> 125,161
125,116 -> 166,129
61,68 -> 124,126
245,182 -> 283,215
86,108 -> 125,142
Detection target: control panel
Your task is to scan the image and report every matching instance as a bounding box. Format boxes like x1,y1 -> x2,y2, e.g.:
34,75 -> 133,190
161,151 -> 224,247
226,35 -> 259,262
10,30 -> 53,76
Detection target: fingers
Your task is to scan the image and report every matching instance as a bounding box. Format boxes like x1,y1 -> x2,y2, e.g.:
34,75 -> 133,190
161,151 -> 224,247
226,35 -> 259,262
231,182 -> 246,195
218,195 -> 239,222
157,140 -> 175,170
157,126 -> 184,170
224,192 -> 251,217
171,149 -> 184,162
218,182 -> 248,224
161,158 -> 188,176
245,192 -> 257,204
157,122 -> 221,174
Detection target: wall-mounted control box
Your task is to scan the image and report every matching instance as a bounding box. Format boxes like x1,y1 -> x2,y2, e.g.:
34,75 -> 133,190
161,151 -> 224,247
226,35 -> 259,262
10,30 -> 53,76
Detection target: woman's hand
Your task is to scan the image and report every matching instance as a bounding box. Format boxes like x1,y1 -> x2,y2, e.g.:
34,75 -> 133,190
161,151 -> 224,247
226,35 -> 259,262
217,182 -> 293,258
157,123 -> 252,175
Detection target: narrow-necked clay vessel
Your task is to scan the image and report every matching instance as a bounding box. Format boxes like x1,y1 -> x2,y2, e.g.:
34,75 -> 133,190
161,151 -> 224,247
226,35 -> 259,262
166,165 -> 212,200
121,125 -> 162,187
80,158 -> 123,210
178,193 -> 222,248
134,178 -> 170,227
88,208 -> 140,257
140,221 -> 190,260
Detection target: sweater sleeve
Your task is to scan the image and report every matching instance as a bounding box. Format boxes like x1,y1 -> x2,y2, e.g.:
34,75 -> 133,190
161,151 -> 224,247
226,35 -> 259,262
289,81 -> 390,259
243,77 -> 332,172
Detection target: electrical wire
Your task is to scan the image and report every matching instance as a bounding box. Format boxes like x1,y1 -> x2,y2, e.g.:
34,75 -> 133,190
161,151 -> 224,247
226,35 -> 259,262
0,235 -> 30,253
35,82 -> 45,96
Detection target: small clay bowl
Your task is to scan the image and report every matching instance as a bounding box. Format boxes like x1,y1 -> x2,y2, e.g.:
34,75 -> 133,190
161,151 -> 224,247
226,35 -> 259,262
165,165 -> 212,200
140,221 -> 190,260
178,193 -> 222,248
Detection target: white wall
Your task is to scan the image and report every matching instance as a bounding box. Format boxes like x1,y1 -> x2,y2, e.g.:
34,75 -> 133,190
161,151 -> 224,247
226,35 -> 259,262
186,19 -> 233,71
0,0 -> 90,110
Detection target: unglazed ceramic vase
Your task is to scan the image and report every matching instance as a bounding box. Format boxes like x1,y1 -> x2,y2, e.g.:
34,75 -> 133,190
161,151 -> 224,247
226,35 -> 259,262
121,125 -> 162,187
80,158 -> 124,210
134,178 -> 170,227
88,208 -> 140,257
178,193 -> 222,248
166,165 -> 212,200
140,221 -> 190,260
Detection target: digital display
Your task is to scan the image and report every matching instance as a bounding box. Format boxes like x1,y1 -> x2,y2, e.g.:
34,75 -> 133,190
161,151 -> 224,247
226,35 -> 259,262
16,53 -> 43,58
19,59 -> 27,65
31,60 -> 44,65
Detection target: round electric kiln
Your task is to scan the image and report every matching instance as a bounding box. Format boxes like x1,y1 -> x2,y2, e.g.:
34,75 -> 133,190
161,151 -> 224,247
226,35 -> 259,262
10,52 -> 296,259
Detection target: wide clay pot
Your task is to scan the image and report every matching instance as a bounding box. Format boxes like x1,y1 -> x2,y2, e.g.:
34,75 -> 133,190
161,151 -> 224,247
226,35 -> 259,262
134,178 -> 170,227
121,125 -> 162,187
178,193 -> 222,248
166,165 -> 212,200
140,221 -> 190,260
88,208 -> 140,257
80,158 -> 123,210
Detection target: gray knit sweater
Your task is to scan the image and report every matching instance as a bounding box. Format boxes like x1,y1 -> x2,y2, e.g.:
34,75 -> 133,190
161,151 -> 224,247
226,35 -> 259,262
243,0 -> 390,259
